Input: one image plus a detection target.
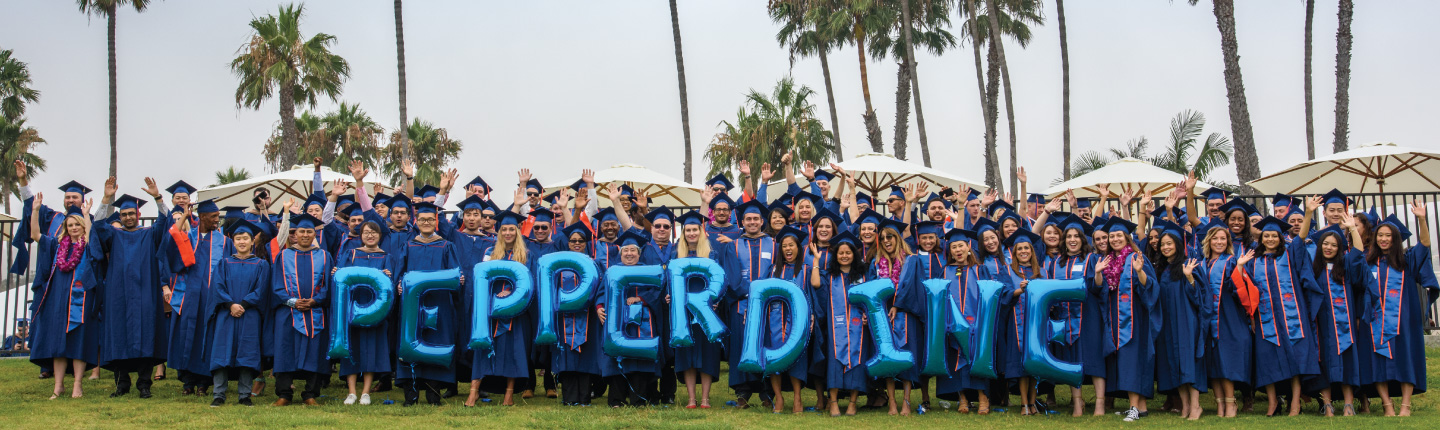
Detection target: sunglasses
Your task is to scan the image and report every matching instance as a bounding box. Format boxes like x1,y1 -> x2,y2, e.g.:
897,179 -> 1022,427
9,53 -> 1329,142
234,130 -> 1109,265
526,192 -> 541,197
653,224 -> 672,230
480,214 -> 495,219
533,225 -> 550,231
569,239 -> 589,244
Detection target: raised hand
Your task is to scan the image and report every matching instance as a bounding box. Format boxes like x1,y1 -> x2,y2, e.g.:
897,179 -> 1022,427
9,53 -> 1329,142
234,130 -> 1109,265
372,182 -> 383,196
1065,189 -> 1077,207
956,185 -> 971,203
1119,190 -> 1133,208
329,179 -> 350,197
13,160 -> 25,182
582,168 -> 595,185
636,192 -> 649,209
82,198 -> 93,215
1182,258 -> 1200,277
605,182 -> 621,200
1412,199 -> 1427,218
738,160 -> 750,177
982,189 -> 998,208
103,176 -> 117,199
349,160 -> 366,181
1097,255 -> 1112,271
829,163 -> 846,176
1339,211 -> 1356,229
282,198 -> 296,213
1097,183 -> 1110,198
1017,167 -> 1027,185
916,182 -> 931,197
517,168 -> 532,185
142,177 -> 160,199
802,160 -> 816,179
1044,199 -> 1062,213
400,159 -> 414,177
780,152 -> 793,165
759,163 -> 774,183
700,186 -> 715,204
1237,248 -> 1258,266
33,192 -> 42,208
313,157 -> 323,171
1305,195 -> 1322,212
1130,254 -> 1144,272
443,168 -> 459,190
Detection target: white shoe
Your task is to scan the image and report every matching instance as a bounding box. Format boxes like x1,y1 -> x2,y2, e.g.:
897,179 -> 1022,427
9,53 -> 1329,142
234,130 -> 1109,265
344,394 -> 357,405
1122,407 -> 1141,422
359,394 -> 371,405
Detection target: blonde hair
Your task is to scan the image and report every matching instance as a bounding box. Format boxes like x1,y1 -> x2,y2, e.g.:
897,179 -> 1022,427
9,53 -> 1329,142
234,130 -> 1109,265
1201,227 -> 1233,260
64,214 -> 90,241
875,225 -> 912,262
489,225 -> 529,263
1009,241 -> 1040,279
676,224 -> 712,258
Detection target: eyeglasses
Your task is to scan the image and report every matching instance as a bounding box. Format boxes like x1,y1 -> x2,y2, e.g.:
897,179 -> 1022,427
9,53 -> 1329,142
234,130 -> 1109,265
886,198 -> 901,204
653,224 -> 672,230
569,239 -> 588,244
533,225 -> 549,231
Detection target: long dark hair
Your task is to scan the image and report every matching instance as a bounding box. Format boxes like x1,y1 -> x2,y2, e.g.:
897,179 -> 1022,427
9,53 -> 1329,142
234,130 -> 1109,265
976,229 -> 1004,263
1312,232 -> 1348,285
1365,224 -> 1406,266
828,241 -> 868,285
1061,227 -> 1092,257
1259,230 -> 1287,258
772,235 -> 805,278
1155,234 -> 1186,281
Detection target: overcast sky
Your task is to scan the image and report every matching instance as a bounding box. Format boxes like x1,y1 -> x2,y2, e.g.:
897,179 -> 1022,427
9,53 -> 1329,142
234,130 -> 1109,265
3,0 -> 1437,215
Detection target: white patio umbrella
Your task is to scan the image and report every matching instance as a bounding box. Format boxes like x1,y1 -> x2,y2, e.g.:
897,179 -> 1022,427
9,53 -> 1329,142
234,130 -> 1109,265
195,165 -> 393,212
761,152 -> 987,199
1040,157 -> 1211,198
1248,142 -> 1440,194
543,163 -> 702,208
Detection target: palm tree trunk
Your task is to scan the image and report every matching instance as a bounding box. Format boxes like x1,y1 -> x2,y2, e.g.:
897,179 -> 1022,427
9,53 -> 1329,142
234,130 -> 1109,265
898,0 -> 931,167
985,42 -> 1003,193
1058,0 -> 1072,180
107,7 -> 118,178
1333,0 -> 1353,153
669,0 -> 694,183
984,0 -> 1018,193
1209,0 -> 1261,193
964,0 -> 999,190
395,0 -> 411,163
819,48 -> 844,161
1303,0 -> 1315,160
893,60 -> 910,160
279,82 -> 299,170
855,22 -> 883,153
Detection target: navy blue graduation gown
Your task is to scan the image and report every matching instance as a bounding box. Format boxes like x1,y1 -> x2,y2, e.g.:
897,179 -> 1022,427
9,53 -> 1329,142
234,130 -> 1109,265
1307,249 -> 1365,389
723,234 -> 775,387
551,251 -> 605,376
1154,268 -> 1208,392
1198,254 -> 1252,385
447,229 -> 493,380
27,235 -> 101,367
1239,239 -> 1323,388
161,226 -> 230,375
760,255 -> 814,383
672,248 -> 731,379
868,256 -> 919,383
10,197 -> 70,274
471,246 -> 536,380
895,252 -> 945,386
335,248 -> 398,376
598,261 -> 664,375
1099,251 -> 1160,397
819,270 -> 870,392
207,255 -> 268,372
934,264 -> 994,395
90,215 -> 172,369
1358,244 -> 1437,394
396,238 -> 460,382
1041,253 -> 1097,372
998,265 -> 1033,380
270,247 -> 332,374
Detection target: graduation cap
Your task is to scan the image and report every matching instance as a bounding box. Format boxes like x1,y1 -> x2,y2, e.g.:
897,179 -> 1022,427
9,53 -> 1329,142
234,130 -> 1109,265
767,200 -> 794,220
812,169 -> 835,183
1194,219 -> 1226,241
113,194 -> 147,211
166,180 -> 197,196
1379,214 -> 1413,242
373,192 -> 392,205
705,173 -> 734,191
524,179 -> 544,193
336,194 -> 356,208
387,194 -> 412,211
1271,193 -> 1296,209
304,192 -> 327,209
457,195 -> 487,212
791,191 -> 821,208
412,201 -> 441,215
337,203 -> 362,218
543,190 -> 562,206
879,217 -> 907,235
616,229 -> 649,248
708,192 -> 735,211
887,185 -> 905,201
774,192 -> 794,207
1154,220 -> 1187,243
945,228 -> 977,245
1312,224 -> 1350,250
1045,211 -> 1073,227
777,225 -> 809,244
1026,193 -> 1046,205
1218,198 -> 1258,218
530,207 -> 557,225
645,206 -> 675,224
568,179 -> 588,192
467,176 -> 493,193
15,318 -> 28,328
965,189 -> 982,203
972,217 -> 1000,236
1074,198 -> 1093,209
811,207 -> 842,227
1253,216 -> 1290,234
1058,215 -> 1092,237
617,184 -> 636,198
734,199 -> 768,219
854,209 -> 884,226
221,206 -> 248,221
290,213 -> 323,229
494,210 -> 525,227
196,199 -> 220,214
1201,186 -> 1230,202
1101,217 -> 1137,234
855,192 -> 874,208
832,230 -> 860,251
562,222 -> 593,242
914,220 -> 944,237
995,210 -> 1025,229
1002,228 -> 1042,249
676,210 -> 707,227
923,193 -> 951,210
987,200 -> 1016,218
1321,188 -> 1348,207
1362,208 -> 1380,226
594,208 -> 619,223
58,180 -> 91,196
416,185 -> 441,199
226,218 -> 264,238
64,205 -> 85,217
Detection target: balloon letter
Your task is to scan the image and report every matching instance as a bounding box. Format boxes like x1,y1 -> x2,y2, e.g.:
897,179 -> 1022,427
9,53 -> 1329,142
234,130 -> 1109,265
1022,279 -> 1085,387
967,280 -> 1004,380
328,267 -> 395,360
847,279 -> 915,378
468,260 -> 534,354
397,268 -> 461,366
919,278 -> 965,376
603,265 -> 663,361
534,251 -> 599,345
737,278 -> 811,374
666,258 -> 727,348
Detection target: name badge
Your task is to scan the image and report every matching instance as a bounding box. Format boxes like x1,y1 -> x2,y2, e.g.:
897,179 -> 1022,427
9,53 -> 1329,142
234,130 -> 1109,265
483,255 -> 493,262
1372,270 -> 1380,279
1071,264 -> 1085,273
1326,263 -> 1334,271
760,252 -> 772,260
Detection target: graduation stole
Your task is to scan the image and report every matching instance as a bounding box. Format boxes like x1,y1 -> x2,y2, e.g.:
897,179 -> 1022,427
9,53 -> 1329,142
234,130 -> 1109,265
492,250 -> 518,335
35,238 -> 89,333
1010,265 -> 1035,352
1204,256 -> 1231,340
1046,254 -> 1087,344
732,236 -> 775,316
1320,262 -> 1354,355
827,273 -> 864,370
949,265 -> 979,370
772,262 -> 805,345
173,228 -> 226,316
1110,254 -> 1138,351
560,270 -> 590,352
875,256 -> 906,346
1370,258 -> 1404,358
1253,252 -> 1304,346
282,249 -> 328,337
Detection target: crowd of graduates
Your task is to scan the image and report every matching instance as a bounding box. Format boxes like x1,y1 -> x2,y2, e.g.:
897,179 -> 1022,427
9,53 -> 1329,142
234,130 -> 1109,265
14,154 -> 1435,420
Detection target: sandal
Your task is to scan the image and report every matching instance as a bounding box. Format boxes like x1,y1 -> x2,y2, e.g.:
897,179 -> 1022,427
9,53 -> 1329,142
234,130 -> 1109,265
1399,403 -> 1411,417
153,374 -> 166,381
1342,403 -> 1355,417
977,397 -> 991,415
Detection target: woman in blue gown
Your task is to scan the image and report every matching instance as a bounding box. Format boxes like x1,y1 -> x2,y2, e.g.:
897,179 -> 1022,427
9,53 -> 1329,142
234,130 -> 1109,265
1309,223 -> 1364,416
1150,220 -> 1207,420
1094,217 -> 1159,421
206,219 -> 269,406
670,212 -> 728,409
1356,206 -> 1437,417
27,200 -> 100,399
809,231 -> 870,417
764,225 -> 813,414
472,211 -> 536,406
395,202 -> 460,406
894,220 -> 947,410
931,229 -> 995,414
1039,215 -> 1099,416
550,223 -> 605,406
1193,220 -> 1251,418
334,221 -> 398,406
998,229 -> 1043,415
597,230 -> 664,407
972,218 -> 1016,411
868,218 -> 915,415
1234,216 -> 1322,417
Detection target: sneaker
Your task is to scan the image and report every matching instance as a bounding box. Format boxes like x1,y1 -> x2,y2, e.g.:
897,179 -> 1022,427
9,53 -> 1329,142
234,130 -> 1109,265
210,398 -> 224,408
344,394 -> 358,405
239,397 -> 254,407
360,394 -> 371,405
1122,407 -> 1141,422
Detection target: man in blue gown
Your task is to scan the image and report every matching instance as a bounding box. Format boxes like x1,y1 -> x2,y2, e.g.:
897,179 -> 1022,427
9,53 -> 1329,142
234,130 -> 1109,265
160,199 -> 230,395
91,188 -> 174,399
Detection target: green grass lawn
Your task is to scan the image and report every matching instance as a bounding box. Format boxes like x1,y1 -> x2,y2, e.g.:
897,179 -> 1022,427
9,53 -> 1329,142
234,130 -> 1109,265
1,349 -> 1436,429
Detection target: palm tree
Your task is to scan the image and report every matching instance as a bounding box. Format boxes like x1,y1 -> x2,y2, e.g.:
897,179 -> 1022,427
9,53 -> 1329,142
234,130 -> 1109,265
1056,0 -> 1072,179
960,0 -> 998,190
668,0 -> 695,183
265,102 -> 385,172
818,0 -> 887,152
1186,0 -> 1261,193
960,0 -> 1042,192
1303,0 -> 1315,160
212,166 -> 251,187
705,77 -> 834,179
0,115 -> 46,213
1068,137 -> 1147,180
231,3 -> 350,172
382,119 -> 462,187
868,0 -> 954,166
1333,0 -> 1353,153
76,0 -> 152,178
770,0 -> 845,161
0,49 -> 41,120
394,0 -> 410,163
1065,110 -> 1234,186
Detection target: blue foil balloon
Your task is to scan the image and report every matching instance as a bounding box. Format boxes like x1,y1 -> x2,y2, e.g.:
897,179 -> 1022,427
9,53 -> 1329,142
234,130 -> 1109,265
737,278 -> 811,374
1022,279 -> 1085,387
603,265 -> 663,361
535,251 -> 599,346
919,278 -> 962,376
665,257 -> 728,348
968,279 -> 1004,380
328,267 -> 395,360
397,268 -> 461,367
468,260 -> 534,354
847,279 -> 915,378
